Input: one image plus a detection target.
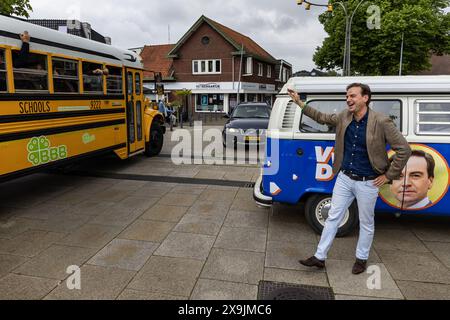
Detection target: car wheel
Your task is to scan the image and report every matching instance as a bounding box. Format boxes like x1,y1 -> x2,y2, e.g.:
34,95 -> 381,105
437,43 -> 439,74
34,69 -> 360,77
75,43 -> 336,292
305,194 -> 359,237
145,122 -> 164,157
222,134 -> 237,149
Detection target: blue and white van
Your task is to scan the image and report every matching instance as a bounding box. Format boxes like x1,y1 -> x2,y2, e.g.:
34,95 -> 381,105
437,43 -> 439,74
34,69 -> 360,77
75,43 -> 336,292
254,76 -> 450,236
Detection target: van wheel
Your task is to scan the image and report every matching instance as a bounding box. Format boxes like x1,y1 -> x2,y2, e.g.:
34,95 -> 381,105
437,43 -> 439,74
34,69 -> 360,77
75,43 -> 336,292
145,122 -> 164,157
305,194 -> 358,237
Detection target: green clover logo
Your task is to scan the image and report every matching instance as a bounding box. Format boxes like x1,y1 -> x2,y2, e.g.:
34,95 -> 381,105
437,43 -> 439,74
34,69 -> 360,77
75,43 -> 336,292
27,136 -> 68,166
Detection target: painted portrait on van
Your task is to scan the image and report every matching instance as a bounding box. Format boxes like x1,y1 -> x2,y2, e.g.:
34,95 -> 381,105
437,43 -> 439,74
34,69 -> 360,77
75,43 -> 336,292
380,144 -> 449,210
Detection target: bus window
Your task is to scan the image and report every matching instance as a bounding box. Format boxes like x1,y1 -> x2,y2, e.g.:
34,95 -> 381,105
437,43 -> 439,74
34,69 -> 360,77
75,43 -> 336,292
135,73 -> 141,95
12,50 -> 48,92
82,62 -> 103,93
106,66 -> 123,94
0,49 -> 6,92
136,100 -> 142,141
52,58 -> 79,93
127,72 -> 133,95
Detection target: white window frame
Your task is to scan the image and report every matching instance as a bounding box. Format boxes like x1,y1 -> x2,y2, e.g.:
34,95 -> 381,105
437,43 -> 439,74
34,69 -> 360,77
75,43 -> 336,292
283,68 -> 288,82
267,65 -> 272,78
192,59 -> 222,75
245,57 -> 253,75
415,99 -> 450,136
258,63 -> 263,77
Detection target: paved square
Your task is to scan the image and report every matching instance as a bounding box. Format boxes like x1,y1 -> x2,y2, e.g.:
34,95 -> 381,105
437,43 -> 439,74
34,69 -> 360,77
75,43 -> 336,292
45,265 -> 135,300
88,239 -> 159,271
1,154 -> 449,300
154,232 -> 215,260
128,256 -> 203,297
200,248 -> 265,285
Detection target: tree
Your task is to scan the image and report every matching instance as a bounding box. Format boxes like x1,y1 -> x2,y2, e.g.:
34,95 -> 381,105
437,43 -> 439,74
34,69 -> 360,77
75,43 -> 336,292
313,0 -> 450,75
0,0 -> 32,18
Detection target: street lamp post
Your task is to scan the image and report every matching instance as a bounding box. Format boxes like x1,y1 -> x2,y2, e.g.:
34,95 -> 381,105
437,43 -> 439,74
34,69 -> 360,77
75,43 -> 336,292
346,0 -> 366,76
334,2 -> 349,76
297,0 -> 366,76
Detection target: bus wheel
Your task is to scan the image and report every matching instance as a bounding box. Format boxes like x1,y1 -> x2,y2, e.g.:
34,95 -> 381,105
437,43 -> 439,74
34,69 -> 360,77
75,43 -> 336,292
145,122 -> 164,157
305,194 -> 359,237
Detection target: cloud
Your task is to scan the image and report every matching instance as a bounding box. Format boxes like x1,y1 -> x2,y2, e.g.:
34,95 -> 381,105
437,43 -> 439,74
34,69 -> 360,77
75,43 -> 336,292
28,0 -> 330,71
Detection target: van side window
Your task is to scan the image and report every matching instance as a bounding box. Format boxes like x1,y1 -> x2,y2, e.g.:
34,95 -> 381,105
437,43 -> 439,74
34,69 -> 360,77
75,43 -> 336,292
106,66 -> 123,94
371,100 -> 401,129
12,50 -> 48,92
300,100 -> 346,133
82,62 -> 103,93
0,49 -> 6,92
52,58 -> 79,93
300,100 -> 402,133
416,101 -> 450,135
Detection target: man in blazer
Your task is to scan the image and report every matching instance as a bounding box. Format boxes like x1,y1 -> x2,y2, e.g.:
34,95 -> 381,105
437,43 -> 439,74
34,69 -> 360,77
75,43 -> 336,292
288,83 -> 411,274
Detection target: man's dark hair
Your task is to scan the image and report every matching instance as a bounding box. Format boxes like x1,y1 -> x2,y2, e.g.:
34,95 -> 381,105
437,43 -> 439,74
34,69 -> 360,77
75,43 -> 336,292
347,83 -> 372,106
411,150 -> 435,179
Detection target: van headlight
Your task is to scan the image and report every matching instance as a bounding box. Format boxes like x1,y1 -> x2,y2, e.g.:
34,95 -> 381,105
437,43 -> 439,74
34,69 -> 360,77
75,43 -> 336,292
226,128 -> 239,133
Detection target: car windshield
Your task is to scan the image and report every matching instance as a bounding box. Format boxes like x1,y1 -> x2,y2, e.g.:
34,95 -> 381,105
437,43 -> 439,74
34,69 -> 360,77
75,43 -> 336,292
232,105 -> 270,118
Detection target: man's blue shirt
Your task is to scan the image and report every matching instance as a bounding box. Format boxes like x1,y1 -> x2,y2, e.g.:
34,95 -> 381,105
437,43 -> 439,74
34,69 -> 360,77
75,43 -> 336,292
341,110 -> 378,177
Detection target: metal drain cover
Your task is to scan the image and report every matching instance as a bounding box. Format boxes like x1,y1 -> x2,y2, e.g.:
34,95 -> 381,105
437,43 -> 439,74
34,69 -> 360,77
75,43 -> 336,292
258,281 -> 335,300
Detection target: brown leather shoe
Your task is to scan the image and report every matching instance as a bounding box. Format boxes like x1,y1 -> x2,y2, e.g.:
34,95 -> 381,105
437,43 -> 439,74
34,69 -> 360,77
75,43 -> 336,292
352,259 -> 367,275
299,256 -> 325,269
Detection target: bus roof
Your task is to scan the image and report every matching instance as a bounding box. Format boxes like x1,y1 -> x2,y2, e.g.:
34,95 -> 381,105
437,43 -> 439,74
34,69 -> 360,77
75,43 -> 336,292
283,75 -> 450,94
0,15 -> 142,69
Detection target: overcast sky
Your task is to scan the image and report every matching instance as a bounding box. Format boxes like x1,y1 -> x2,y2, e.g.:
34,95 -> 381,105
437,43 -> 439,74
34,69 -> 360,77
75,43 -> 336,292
28,0 -> 331,72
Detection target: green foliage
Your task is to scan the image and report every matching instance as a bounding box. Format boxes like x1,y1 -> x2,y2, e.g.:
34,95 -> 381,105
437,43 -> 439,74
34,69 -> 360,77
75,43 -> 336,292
313,0 -> 450,75
0,0 -> 32,18
175,89 -> 192,97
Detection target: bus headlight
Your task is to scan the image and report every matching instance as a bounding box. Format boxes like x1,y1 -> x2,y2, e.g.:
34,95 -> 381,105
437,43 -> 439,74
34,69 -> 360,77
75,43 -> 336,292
226,128 -> 239,133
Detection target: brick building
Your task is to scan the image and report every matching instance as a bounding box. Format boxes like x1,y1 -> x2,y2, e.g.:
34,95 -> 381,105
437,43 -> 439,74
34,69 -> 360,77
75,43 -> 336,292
419,55 -> 450,75
140,15 -> 292,115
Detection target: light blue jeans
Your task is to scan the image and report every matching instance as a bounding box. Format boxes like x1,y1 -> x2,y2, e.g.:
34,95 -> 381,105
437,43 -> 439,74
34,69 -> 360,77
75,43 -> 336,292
315,171 -> 380,261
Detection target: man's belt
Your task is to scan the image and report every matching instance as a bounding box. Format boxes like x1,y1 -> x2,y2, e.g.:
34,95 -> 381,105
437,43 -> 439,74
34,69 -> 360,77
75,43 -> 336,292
341,170 -> 378,182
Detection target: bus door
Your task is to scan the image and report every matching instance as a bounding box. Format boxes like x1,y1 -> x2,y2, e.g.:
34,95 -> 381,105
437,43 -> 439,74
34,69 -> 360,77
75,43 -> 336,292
125,69 -> 145,154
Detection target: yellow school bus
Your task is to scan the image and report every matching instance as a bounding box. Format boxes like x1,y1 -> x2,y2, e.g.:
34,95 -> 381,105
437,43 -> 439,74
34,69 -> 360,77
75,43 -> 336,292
0,15 -> 165,182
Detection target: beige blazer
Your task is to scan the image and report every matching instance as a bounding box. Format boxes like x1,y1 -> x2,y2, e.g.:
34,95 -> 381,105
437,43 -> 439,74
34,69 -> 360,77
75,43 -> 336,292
302,105 -> 411,180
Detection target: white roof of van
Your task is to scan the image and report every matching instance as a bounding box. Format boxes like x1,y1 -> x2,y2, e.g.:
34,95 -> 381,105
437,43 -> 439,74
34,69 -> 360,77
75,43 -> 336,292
0,15 -> 142,69
284,76 -> 450,94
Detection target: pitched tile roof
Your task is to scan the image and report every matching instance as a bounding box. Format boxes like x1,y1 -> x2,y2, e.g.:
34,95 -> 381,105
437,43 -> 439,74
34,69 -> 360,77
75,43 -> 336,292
204,17 -> 276,63
140,44 -> 175,79
168,16 -> 277,64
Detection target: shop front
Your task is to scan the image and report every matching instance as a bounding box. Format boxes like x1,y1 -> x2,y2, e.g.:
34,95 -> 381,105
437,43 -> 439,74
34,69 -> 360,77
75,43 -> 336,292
144,81 -> 277,115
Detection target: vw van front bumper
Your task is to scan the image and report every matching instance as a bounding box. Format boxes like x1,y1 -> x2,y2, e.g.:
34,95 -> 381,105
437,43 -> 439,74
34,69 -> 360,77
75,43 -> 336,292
253,175 -> 273,208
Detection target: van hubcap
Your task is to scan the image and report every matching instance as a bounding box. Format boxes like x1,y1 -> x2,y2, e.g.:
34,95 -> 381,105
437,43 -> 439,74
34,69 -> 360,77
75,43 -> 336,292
315,198 -> 350,228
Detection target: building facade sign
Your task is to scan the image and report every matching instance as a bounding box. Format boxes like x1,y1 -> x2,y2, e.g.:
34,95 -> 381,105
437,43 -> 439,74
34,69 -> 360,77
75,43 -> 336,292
196,83 -> 221,90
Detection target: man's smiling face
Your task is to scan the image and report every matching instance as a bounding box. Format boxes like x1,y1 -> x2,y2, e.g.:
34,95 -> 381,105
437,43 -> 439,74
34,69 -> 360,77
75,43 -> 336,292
346,86 -> 368,114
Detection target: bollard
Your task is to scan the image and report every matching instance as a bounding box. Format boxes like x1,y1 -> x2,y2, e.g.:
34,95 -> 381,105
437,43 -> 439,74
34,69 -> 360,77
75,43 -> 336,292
169,115 -> 173,132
